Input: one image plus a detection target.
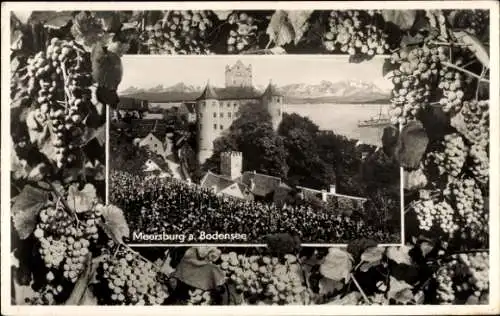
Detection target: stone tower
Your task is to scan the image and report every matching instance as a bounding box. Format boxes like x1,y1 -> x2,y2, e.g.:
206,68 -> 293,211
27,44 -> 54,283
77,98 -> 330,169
261,81 -> 284,131
220,151 -> 243,180
225,60 -> 252,88
196,81 -> 220,164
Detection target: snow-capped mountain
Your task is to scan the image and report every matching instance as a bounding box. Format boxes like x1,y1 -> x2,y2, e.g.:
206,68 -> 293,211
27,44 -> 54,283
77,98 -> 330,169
120,80 -> 390,103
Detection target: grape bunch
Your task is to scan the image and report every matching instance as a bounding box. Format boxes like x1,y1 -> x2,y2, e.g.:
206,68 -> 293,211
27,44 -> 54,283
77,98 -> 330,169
452,252 -> 489,299
451,100 -> 489,147
435,261 -> 456,304
428,133 -> 468,177
219,252 -> 311,305
444,177 -> 487,239
187,289 -> 212,305
322,10 -> 391,56
25,37 -> 95,169
412,199 -> 458,236
388,46 -> 443,124
139,11 -> 217,54
438,70 -> 465,113
99,248 -> 169,305
33,200 -> 102,283
469,144 -> 489,185
225,12 -> 262,53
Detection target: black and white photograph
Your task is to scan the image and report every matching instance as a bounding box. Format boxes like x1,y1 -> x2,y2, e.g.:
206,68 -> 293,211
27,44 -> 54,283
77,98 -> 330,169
110,56 -> 402,245
2,2 -> 499,314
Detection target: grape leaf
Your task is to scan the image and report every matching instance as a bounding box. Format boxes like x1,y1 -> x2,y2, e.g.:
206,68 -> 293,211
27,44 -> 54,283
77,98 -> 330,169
347,238 -> 378,262
11,184 -> 49,239
395,120 -> 429,170
454,31 -> 489,68
327,292 -> 361,305
388,276 -> 413,304
71,11 -> 106,50
382,10 -> 417,31
319,248 -> 353,282
266,10 -> 294,47
94,11 -> 122,33
361,246 -> 385,263
65,254 -> 104,305
319,277 -> 344,296
99,204 -> 130,243
29,11 -> 73,29
172,247 -> 226,291
27,163 -> 50,182
214,10 -> 232,21
269,46 -> 287,54
12,11 -> 32,24
67,183 -> 98,213
286,10 -> 313,44
11,141 -> 30,180
91,42 -> 123,91
386,246 -> 413,265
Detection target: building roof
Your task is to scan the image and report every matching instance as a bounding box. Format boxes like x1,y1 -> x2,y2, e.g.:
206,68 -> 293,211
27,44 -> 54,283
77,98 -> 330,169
197,82 -> 219,100
132,119 -> 171,139
239,171 -> 283,197
262,82 -> 282,97
145,153 -> 170,174
200,171 -> 245,193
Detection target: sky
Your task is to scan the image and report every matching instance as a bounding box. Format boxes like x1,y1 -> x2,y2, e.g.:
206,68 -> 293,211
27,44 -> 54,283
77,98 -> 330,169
119,55 -> 392,92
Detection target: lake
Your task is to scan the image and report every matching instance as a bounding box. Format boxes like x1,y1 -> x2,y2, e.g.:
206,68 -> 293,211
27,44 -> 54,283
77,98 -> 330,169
284,103 -> 391,146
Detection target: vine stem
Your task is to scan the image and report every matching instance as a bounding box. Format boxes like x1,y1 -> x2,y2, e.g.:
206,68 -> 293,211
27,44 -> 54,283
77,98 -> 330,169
350,273 -> 370,304
441,61 -> 490,83
475,66 -> 486,100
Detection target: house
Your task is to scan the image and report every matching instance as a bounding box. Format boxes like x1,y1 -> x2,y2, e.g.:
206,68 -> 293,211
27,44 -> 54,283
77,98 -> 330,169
296,184 -> 367,215
199,171 -> 252,200
178,102 -> 197,123
144,155 -> 170,177
199,151 -> 292,203
138,132 -> 165,157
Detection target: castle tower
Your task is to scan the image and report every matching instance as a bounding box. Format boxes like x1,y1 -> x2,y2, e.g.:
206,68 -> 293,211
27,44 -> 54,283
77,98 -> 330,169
220,151 -> 243,180
225,60 -> 252,88
261,80 -> 284,131
196,81 -> 220,164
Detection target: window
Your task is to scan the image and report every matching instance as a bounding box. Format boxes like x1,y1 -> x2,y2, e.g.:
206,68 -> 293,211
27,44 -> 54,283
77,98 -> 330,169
227,102 -> 231,107
213,124 -> 217,130
228,112 -> 232,118
220,113 -> 224,118
213,101 -> 217,106
220,125 -> 224,130
213,112 -> 217,118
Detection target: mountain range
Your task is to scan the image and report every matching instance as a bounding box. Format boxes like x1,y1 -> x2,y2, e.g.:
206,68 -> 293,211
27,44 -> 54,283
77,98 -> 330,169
120,80 -> 391,104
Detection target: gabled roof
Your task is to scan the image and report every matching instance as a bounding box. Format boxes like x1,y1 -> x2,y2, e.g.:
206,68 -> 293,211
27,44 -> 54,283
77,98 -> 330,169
145,154 -> 170,173
262,82 -> 282,97
239,171 -> 283,197
118,96 -> 148,110
197,82 -> 218,100
200,171 -> 238,193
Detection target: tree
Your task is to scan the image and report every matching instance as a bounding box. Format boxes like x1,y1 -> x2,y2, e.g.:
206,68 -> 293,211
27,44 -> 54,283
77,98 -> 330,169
279,114 -> 334,189
202,101 -> 288,179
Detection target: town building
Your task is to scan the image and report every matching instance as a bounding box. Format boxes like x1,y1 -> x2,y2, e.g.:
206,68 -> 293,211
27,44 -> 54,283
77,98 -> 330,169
199,151 -> 292,203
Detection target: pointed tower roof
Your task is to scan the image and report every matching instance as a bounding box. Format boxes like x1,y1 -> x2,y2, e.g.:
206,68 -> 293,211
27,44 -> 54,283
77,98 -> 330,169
197,80 -> 218,100
262,80 -> 282,97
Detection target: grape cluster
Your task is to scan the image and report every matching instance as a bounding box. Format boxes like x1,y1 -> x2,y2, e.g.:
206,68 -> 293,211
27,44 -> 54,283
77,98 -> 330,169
187,289 -> 212,305
428,133 -> 468,177
412,199 -> 458,236
139,11 -> 217,54
25,38 -> 94,168
33,202 -> 101,283
469,144 -> 489,185
219,252 -> 311,305
99,248 -> 169,305
444,177 -> 486,239
451,100 -> 489,147
323,10 -> 390,56
225,12 -> 261,53
453,252 -> 489,297
438,70 -> 465,113
435,262 -> 456,304
388,46 -> 443,124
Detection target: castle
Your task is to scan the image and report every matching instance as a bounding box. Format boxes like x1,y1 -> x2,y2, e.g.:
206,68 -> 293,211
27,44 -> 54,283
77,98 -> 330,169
196,60 -> 284,163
